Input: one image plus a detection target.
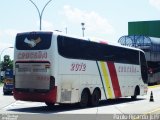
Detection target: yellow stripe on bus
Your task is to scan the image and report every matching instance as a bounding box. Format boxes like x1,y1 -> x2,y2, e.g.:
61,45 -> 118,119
100,62 -> 113,99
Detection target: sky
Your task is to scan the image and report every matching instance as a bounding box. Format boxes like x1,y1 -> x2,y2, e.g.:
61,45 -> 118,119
0,0 -> 160,60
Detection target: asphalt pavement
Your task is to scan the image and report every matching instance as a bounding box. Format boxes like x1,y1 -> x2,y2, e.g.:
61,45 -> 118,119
1,85 -> 160,120
0,86 -> 15,110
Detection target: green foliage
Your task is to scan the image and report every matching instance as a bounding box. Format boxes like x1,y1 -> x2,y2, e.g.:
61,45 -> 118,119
1,55 -> 13,71
0,82 -> 3,86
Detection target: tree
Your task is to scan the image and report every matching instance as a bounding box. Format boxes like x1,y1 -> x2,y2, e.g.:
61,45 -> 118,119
1,55 -> 13,71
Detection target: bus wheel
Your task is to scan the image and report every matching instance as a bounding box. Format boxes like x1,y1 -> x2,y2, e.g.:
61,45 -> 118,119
131,87 -> 139,100
45,102 -> 55,108
91,89 -> 100,107
79,89 -> 89,108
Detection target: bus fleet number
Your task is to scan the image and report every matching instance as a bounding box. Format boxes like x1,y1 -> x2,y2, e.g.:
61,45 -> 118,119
71,63 -> 86,71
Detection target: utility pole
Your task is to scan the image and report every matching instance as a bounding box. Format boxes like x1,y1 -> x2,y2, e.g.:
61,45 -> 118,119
65,27 -> 68,34
81,22 -> 85,37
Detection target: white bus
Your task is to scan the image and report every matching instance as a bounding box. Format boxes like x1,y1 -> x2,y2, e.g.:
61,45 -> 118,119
13,31 -> 148,107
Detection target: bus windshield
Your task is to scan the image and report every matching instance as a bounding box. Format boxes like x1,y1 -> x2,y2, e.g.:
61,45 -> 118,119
16,32 -> 52,50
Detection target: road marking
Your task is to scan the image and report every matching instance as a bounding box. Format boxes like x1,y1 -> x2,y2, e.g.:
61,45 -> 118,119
0,101 -> 16,110
145,107 -> 160,114
148,85 -> 160,89
132,108 -> 160,120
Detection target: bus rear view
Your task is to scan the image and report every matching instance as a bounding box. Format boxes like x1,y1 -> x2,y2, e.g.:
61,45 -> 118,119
13,31 -> 148,108
13,32 -> 56,105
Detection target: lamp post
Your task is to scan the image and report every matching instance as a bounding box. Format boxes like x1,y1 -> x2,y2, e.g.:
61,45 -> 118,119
65,27 -> 68,34
81,22 -> 85,37
28,0 -> 52,30
0,47 -> 13,81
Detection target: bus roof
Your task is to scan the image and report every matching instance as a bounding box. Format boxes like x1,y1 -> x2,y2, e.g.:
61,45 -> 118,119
53,31 -> 144,53
16,31 -> 144,53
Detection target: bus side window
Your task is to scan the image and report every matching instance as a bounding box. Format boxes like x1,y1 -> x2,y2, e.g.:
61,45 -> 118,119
140,52 -> 148,84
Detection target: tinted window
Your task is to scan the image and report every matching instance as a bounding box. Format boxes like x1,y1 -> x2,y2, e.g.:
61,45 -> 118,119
140,52 -> 148,83
57,35 -> 139,65
16,32 -> 52,50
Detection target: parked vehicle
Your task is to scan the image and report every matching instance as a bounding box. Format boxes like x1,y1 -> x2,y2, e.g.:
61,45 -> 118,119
3,69 -> 13,95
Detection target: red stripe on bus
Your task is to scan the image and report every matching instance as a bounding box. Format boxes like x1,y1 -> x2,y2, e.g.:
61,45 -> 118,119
107,62 -> 122,97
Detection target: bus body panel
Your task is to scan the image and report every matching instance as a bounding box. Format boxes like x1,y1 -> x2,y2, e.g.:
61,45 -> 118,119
13,87 -> 57,103
14,32 -> 58,103
13,32 -> 148,105
57,55 -> 147,103
58,56 -> 103,103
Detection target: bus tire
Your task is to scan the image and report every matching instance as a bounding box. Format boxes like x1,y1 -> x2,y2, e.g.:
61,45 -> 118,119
45,102 -> 55,108
131,86 -> 140,100
91,89 -> 100,107
3,91 -> 8,95
79,89 -> 89,108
